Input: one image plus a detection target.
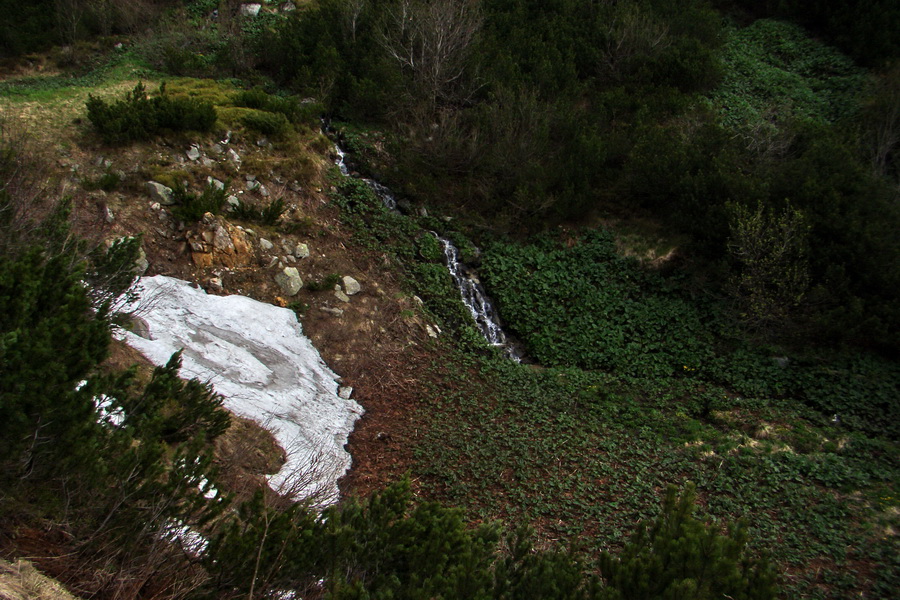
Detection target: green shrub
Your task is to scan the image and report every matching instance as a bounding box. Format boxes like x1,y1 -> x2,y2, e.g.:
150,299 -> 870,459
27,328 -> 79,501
599,483 -> 778,599
230,197 -> 287,226
305,273 -> 341,292
171,182 -> 227,222
86,82 -> 217,144
232,88 -> 321,125
240,109 -> 290,136
81,170 -> 121,192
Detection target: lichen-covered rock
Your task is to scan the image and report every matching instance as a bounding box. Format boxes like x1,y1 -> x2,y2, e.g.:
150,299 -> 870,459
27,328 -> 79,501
342,276 -> 361,296
275,267 -> 303,296
146,181 -> 174,205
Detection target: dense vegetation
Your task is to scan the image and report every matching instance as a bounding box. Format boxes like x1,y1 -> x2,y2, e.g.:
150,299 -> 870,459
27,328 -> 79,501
1,0 -> 898,598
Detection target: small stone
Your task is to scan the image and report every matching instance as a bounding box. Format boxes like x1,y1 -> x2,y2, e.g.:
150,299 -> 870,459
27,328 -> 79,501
321,306 -> 344,316
201,158 -> 216,168
226,195 -> 240,208
211,143 -> 225,155
294,243 -> 310,258
208,277 -> 223,292
260,238 -> 274,251
246,180 -> 260,192
334,290 -> 351,303
186,145 -> 201,161
134,246 -> 149,275
426,325 -> 439,338
150,202 -> 161,211
259,184 -> 269,197
227,148 -> 241,166
246,174 -> 256,182
338,386 -> 353,399
342,276 -> 361,295
257,137 -> 270,147
207,176 -> 225,191
104,207 -> 115,223
274,266 -> 303,296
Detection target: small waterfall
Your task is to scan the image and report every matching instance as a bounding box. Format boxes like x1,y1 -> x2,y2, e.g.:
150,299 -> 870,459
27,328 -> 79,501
362,179 -> 398,211
329,134 -> 519,360
439,237 -> 521,362
333,144 -> 350,176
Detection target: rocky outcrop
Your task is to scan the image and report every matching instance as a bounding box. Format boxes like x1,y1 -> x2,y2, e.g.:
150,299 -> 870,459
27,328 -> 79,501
185,213 -> 253,268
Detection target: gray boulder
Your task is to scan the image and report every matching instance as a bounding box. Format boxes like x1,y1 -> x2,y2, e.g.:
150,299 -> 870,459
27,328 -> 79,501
146,181 -> 175,205
275,267 -> 303,296
342,276 -> 361,296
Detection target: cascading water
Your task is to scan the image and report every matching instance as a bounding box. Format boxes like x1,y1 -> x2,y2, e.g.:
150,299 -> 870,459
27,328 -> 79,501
329,135 -> 519,360
439,237 -> 521,361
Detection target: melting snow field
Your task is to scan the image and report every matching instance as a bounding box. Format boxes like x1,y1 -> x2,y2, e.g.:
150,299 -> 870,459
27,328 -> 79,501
117,276 -> 363,506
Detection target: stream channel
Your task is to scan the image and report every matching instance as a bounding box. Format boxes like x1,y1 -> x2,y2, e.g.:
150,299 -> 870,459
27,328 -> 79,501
330,137 -> 521,361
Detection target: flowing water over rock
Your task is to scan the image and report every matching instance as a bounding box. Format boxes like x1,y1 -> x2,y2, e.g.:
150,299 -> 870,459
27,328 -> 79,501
329,135 -> 519,360
439,237 -> 521,361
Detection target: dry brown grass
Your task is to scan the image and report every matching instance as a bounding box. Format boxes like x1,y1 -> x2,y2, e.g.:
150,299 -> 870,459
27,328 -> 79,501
0,559 -> 81,600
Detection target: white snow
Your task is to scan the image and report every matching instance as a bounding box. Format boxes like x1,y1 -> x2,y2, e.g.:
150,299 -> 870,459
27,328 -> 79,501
117,276 -> 363,506
162,518 -> 208,556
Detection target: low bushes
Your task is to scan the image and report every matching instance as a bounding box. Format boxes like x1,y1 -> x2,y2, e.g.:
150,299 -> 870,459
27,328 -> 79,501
86,82 -> 216,144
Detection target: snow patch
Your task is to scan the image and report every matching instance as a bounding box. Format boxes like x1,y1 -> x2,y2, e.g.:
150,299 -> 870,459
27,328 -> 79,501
117,276 -> 363,506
